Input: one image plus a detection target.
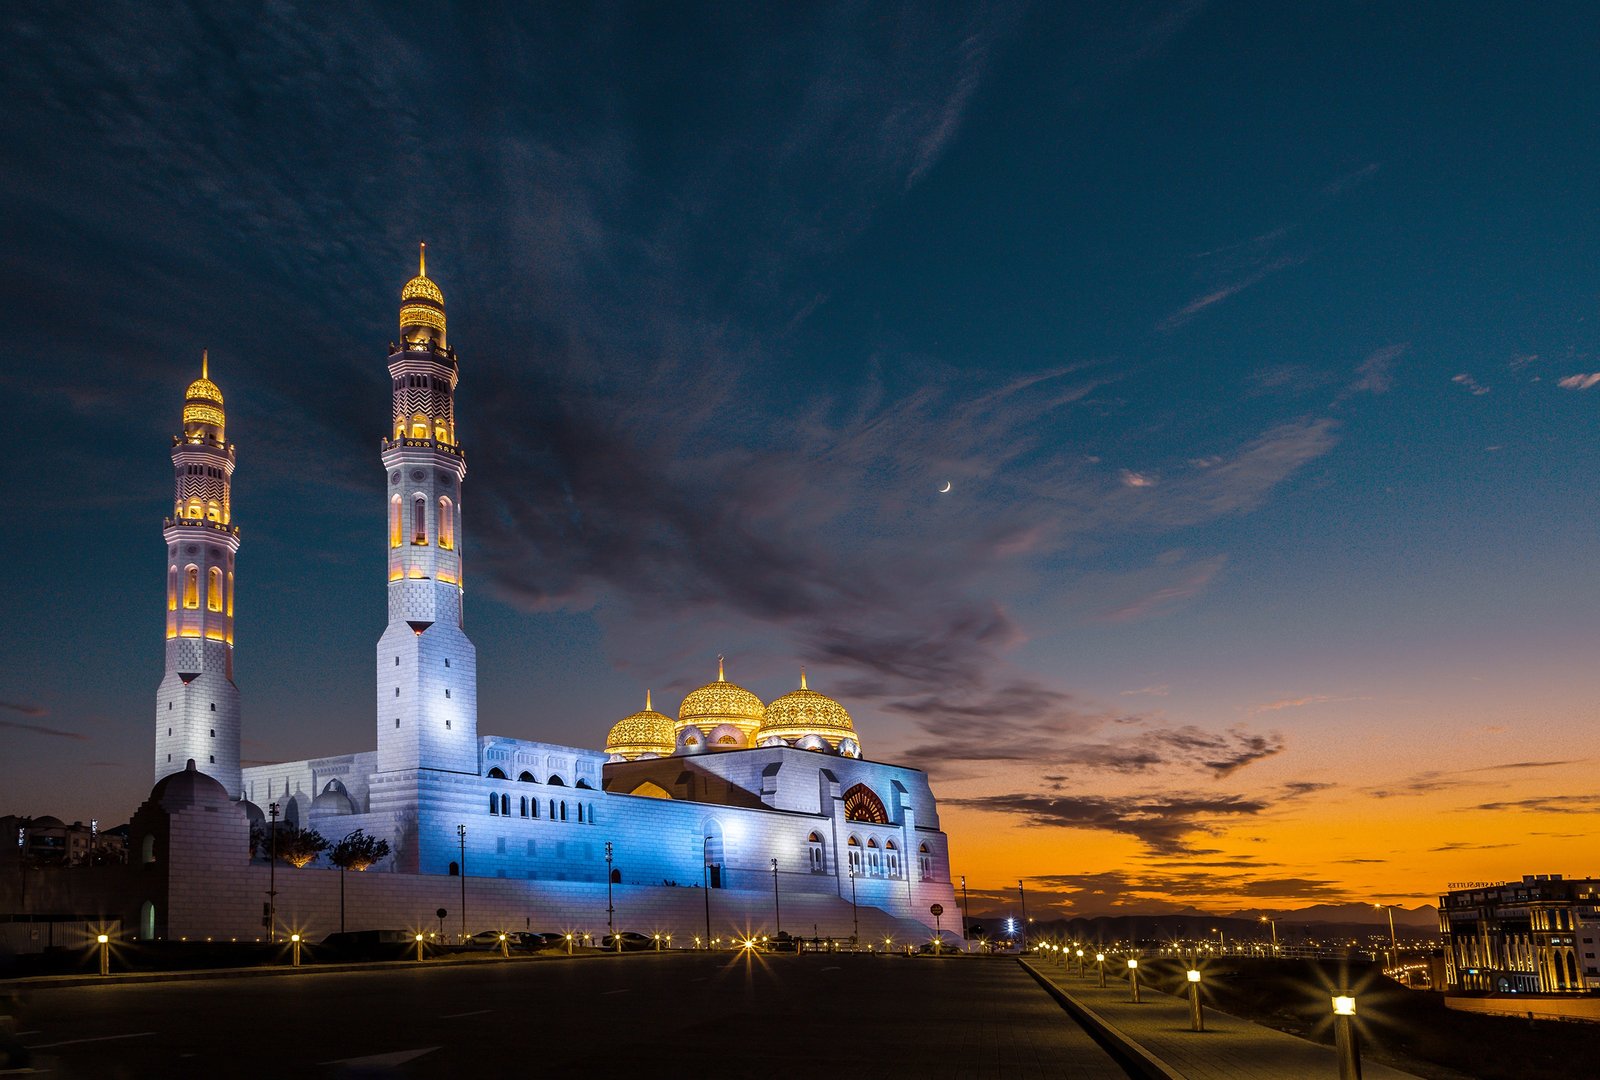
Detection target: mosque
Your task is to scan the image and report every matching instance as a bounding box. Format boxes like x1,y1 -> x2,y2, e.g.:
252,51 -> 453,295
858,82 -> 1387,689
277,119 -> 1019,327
134,249 -> 962,944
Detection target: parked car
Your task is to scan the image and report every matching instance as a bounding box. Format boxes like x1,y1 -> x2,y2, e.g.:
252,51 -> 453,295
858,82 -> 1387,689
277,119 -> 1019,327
601,932 -> 655,951
465,929 -> 513,951
770,932 -> 797,952
319,930 -> 440,961
525,932 -> 568,951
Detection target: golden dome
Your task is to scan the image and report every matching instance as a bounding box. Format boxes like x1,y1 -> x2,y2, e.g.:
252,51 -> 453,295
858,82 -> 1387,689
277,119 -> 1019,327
677,657 -> 765,737
605,691 -> 675,759
400,242 -> 446,337
758,670 -> 856,746
182,351 -> 225,432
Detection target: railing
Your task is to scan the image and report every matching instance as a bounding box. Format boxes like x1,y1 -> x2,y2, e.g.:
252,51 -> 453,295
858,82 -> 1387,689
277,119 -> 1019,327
381,437 -> 464,458
388,340 -> 457,362
163,517 -> 239,535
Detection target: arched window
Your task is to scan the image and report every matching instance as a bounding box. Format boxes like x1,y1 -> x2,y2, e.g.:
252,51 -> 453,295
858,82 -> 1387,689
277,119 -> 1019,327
411,413 -> 430,439
629,781 -> 671,799
517,771 -> 535,783
438,497 -> 454,549
577,804 -> 584,823
487,767 -> 507,779
227,572 -> 234,617
847,835 -> 863,874
389,495 -> 402,548
918,842 -> 933,881
842,783 -> 889,824
867,837 -> 882,876
501,794 -> 510,816
489,793 -> 499,814
559,802 -> 568,821
547,775 -> 565,786
807,832 -> 825,873
141,835 -> 156,864
412,495 -> 427,545
548,799 -> 556,819
187,498 -> 203,519
434,418 -> 449,443
530,798 -> 539,819
206,567 -> 223,612
520,797 -> 528,817
575,779 -> 592,790
448,861 -> 460,876
885,840 -> 900,878
206,500 -> 221,522
168,565 -> 178,611
183,565 -> 200,609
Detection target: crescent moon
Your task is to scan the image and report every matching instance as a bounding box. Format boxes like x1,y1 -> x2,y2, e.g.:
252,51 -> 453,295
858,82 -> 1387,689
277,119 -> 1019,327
939,481 -> 952,493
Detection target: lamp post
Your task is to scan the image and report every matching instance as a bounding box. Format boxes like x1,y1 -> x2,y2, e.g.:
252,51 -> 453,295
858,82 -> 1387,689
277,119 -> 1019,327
266,801 -> 279,944
290,932 -> 302,967
1375,903 -> 1398,967
849,867 -> 859,940
1076,948 -> 1085,976
414,933 -> 425,962
771,858 -> 782,935
456,824 -> 467,944
96,933 -> 110,975
1187,968 -> 1204,1031
1332,994 -> 1362,1079
1260,915 -> 1278,953
1127,958 -> 1141,1003
1096,952 -> 1106,987
605,841 -> 615,937
1213,927 -> 1224,955
702,835 -> 713,947
1018,880 -> 1028,952
960,874 -> 970,949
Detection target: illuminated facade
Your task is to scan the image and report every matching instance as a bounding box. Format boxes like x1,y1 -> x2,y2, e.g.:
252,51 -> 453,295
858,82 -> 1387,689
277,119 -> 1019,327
143,253 -> 958,941
1439,875 -> 1600,993
154,352 -> 241,798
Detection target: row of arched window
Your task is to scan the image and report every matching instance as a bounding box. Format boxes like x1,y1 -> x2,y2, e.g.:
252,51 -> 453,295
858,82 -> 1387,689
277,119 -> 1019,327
389,494 -> 454,550
834,833 -> 936,881
394,412 -> 454,443
174,498 -> 225,523
486,767 -> 592,789
168,564 -> 232,615
488,791 -> 595,824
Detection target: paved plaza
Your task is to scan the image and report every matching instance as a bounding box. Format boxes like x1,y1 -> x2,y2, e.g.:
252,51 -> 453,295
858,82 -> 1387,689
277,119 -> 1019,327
6,953 -> 1133,1079
1022,958 -> 1425,1080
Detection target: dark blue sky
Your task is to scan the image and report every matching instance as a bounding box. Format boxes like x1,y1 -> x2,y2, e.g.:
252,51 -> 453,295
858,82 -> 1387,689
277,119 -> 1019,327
4,1 -> 1599,909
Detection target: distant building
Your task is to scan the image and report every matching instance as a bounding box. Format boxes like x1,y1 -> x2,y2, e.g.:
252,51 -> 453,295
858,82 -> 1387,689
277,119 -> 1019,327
0,816 -> 127,867
1439,874 -> 1600,992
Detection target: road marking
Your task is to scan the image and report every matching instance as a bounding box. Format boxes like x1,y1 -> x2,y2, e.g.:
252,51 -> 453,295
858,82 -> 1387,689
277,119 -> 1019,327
600,989 -> 630,995
319,1048 -> 439,1068
26,1031 -> 155,1049
439,1009 -> 491,1018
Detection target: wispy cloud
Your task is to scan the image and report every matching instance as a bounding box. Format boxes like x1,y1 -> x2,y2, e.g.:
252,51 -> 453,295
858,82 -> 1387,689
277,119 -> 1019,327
1452,373 -> 1490,395
1121,684 -> 1171,697
0,718 -> 89,741
1321,162 -> 1381,197
1,700 -> 49,717
1557,373 -> 1600,390
948,791 -> 1270,855
1096,554 -> 1226,622
1347,343 -> 1407,395
1248,694 -> 1356,715
1467,795 -> 1600,814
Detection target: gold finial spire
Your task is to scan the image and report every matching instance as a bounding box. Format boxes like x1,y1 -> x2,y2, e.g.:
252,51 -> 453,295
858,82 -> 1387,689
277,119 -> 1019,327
800,667 -> 808,690
419,241 -> 426,277
645,689 -> 652,712
717,655 -> 725,681
201,348 -> 208,380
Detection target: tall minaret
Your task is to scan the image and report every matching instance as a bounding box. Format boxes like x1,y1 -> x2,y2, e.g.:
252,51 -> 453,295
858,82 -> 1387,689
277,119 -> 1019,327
155,351 -> 242,797
375,246 -> 478,776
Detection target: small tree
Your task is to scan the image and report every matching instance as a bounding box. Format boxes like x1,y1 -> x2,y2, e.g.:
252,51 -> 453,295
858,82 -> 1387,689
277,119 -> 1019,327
272,826 -> 329,868
330,829 -> 391,933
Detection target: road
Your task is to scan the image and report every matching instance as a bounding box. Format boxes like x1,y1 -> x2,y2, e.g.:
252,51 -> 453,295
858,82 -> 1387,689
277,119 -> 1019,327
8,952 -> 1133,1079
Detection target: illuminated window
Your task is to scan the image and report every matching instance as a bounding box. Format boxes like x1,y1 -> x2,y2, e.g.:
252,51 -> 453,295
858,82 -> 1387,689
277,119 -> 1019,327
206,567 -> 223,612
226,571 -> 233,617
412,495 -> 427,545
438,497 -> 454,549
206,500 -> 221,522
807,832 -> 825,872
847,835 -> 862,874
411,413 -> 429,439
867,838 -> 882,876
435,419 -> 449,442
183,565 -> 199,609
918,842 -> 932,881
188,499 -> 203,519
390,495 -> 402,548
842,783 -> 889,824
168,565 -> 177,611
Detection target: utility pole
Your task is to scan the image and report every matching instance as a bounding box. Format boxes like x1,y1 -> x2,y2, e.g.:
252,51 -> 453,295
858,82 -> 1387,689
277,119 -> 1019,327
849,867 -> 859,940
457,824 -> 467,944
1018,879 -> 1028,952
961,874 -> 970,944
605,841 -> 615,936
771,858 -> 782,935
702,835 -> 713,947
267,802 -> 279,943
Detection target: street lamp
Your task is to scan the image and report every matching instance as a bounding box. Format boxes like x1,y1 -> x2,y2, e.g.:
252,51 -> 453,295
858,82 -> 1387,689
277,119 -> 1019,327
605,841 -> 615,937
849,866 -> 859,940
1332,994 -> 1361,1079
1018,880 -> 1028,952
960,874 -> 970,950
1076,947 -> 1085,976
1187,968 -> 1204,1031
1096,952 -> 1107,987
456,824 -> 467,944
414,933 -> 425,962
702,835 -> 714,947
1212,927 -> 1224,955
771,858 -> 782,935
290,932 -> 302,967
96,933 -> 110,976
1127,958 -> 1140,1003
1260,915 -> 1278,952
266,801 -> 280,943
1374,903 -> 1398,966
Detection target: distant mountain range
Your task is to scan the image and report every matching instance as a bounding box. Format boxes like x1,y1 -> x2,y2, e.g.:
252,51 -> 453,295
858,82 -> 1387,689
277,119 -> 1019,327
965,902 -> 1440,941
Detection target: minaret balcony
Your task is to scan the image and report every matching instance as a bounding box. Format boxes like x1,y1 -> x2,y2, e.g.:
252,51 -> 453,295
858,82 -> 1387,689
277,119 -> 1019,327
388,339 -> 457,363
380,436 -> 464,459
163,517 -> 241,538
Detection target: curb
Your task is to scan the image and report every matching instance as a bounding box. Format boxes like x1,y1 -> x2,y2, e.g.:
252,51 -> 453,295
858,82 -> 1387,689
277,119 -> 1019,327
1019,959 -> 1184,1080
0,947 -> 654,991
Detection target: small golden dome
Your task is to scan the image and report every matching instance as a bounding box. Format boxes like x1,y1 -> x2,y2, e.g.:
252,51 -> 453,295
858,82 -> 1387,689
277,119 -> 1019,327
758,670 -> 856,748
677,657 -> 766,737
400,243 -> 446,337
182,350 -> 225,432
605,691 -> 675,760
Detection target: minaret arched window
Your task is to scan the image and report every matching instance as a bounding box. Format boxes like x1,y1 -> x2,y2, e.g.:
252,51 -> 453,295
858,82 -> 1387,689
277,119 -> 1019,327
438,497 -> 454,549
168,565 -> 178,611
206,500 -> 221,523
411,495 -> 427,545
227,571 -> 234,617
207,567 -> 223,612
183,565 -> 199,609
411,413 -> 429,439
389,495 -> 402,548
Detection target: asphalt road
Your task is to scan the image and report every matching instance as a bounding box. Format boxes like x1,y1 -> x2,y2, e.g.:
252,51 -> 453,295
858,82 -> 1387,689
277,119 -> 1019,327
7,952 -> 1134,1079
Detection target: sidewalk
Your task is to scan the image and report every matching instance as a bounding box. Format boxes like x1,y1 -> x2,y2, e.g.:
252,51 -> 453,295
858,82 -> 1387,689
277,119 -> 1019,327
1021,960 -> 1423,1080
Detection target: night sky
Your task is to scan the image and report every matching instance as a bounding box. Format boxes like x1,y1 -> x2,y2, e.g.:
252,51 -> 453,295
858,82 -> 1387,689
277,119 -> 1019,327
5,2 -> 1600,915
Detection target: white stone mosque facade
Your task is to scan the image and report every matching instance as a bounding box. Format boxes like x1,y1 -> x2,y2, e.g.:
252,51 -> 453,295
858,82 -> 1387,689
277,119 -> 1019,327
119,250 -> 961,945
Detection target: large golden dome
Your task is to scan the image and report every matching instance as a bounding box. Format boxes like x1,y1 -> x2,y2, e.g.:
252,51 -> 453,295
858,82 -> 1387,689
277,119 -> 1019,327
758,671 -> 858,751
605,691 -> 675,760
400,242 -> 446,337
182,350 -> 225,433
677,658 -> 766,738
